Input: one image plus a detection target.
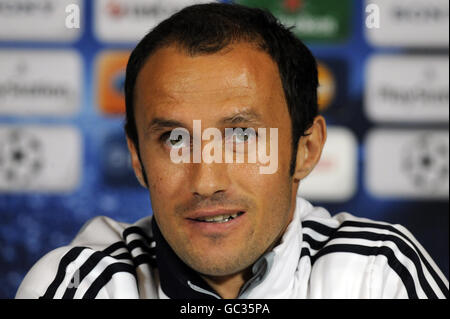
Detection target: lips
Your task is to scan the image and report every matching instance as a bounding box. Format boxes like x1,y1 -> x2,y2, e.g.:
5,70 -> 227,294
184,208 -> 248,236
186,209 -> 246,224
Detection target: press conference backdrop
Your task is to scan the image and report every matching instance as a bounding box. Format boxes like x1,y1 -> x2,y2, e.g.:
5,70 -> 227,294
0,0 -> 448,299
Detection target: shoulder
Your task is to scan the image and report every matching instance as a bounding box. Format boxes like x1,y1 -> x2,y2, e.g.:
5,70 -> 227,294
16,216 -> 153,299
70,215 -> 130,248
300,209 -> 449,299
16,245 -> 74,299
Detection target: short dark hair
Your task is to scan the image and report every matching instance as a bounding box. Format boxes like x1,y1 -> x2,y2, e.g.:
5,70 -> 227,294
125,2 -> 318,176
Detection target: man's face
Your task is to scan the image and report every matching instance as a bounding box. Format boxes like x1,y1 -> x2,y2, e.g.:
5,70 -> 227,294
130,43 -> 298,277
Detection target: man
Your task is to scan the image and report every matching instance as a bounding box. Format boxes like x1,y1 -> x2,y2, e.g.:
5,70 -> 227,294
16,3 -> 448,299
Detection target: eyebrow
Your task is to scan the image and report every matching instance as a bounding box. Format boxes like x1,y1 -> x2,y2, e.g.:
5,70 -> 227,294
220,110 -> 263,126
146,109 -> 264,136
146,118 -> 186,135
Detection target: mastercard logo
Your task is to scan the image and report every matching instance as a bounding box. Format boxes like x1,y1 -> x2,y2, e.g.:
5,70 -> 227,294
96,51 -> 130,115
317,61 -> 336,112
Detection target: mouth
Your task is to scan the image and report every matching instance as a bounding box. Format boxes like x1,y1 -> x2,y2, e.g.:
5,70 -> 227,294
184,208 -> 248,235
187,211 -> 246,224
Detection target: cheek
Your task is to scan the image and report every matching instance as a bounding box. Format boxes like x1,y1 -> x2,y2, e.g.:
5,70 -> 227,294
148,168 -> 183,198
236,149 -> 293,213
144,156 -> 186,208
231,159 -> 290,203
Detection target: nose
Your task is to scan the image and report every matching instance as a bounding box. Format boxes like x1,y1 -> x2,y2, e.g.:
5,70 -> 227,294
190,161 -> 230,197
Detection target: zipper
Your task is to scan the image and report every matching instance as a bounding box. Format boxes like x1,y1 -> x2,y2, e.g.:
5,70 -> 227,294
187,280 -> 222,299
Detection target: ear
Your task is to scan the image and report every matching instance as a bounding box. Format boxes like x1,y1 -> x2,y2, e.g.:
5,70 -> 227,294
126,135 -> 148,188
292,116 -> 327,181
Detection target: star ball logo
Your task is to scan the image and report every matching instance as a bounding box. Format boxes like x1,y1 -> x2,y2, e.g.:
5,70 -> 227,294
0,129 -> 43,186
166,120 -> 279,175
401,133 -> 449,193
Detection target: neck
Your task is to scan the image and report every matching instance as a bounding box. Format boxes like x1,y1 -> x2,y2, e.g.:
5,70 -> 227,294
201,268 -> 253,299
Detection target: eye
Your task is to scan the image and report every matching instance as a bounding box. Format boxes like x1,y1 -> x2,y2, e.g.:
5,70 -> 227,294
230,128 -> 257,144
160,130 -> 188,149
168,135 -> 184,148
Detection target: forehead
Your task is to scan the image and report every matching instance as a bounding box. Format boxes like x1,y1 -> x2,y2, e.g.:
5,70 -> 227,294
134,43 -> 288,125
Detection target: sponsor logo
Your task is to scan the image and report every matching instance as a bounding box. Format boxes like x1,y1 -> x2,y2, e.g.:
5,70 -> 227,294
0,125 -> 82,192
105,0 -> 183,20
365,129 -> 449,199
365,55 -> 449,123
393,3 -> 448,23
365,0 -> 449,47
401,133 -> 449,193
0,0 -> 82,42
0,50 -> 82,116
94,0 -> 216,43
235,0 -> 351,42
298,127 -> 358,201
317,60 -> 336,113
0,0 -> 53,15
0,129 -> 43,186
283,0 -> 304,13
96,51 -> 129,115
315,58 -> 348,119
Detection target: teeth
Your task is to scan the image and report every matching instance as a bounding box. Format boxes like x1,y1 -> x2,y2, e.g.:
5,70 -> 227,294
197,213 -> 239,223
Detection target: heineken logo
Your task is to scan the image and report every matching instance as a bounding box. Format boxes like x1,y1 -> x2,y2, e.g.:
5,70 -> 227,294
283,0 -> 303,13
236,0 -> 350,42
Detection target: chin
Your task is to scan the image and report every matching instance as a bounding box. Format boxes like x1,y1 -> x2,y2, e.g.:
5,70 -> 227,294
194,263 -> 248,278
183,249 -> 255,278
